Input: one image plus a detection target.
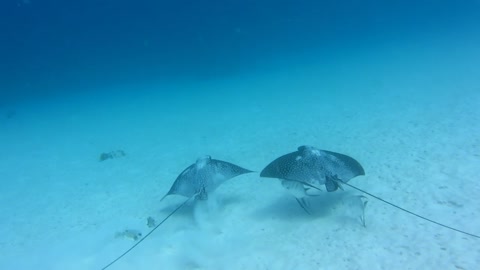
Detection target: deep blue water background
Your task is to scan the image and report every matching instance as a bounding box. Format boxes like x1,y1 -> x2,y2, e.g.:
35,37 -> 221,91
1,0 -> 479,103
2,2 -> 480,269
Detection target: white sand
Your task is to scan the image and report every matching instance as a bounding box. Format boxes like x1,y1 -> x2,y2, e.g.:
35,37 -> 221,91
1,32 -> 480,270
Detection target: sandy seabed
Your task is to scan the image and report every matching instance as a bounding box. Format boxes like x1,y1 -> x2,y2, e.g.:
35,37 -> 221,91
1,34 -> 479,270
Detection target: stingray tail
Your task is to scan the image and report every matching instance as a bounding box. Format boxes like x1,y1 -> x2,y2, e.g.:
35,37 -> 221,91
101,197 -> 192,270
336,179 -> 480,239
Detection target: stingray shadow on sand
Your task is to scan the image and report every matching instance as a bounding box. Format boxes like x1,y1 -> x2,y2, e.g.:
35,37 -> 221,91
252,190 -> 363,223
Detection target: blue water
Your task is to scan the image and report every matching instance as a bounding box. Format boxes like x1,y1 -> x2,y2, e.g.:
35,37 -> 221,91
1,1 -> 480,269
1,0 -> 479,102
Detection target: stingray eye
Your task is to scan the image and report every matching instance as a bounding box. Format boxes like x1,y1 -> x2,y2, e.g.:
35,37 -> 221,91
295,156 -> 302,161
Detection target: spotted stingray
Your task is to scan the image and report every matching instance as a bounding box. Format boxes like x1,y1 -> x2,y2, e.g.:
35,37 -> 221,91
259,145 -> 480,240
260,145 -> 365,212
102,155 -> 252,270
162,155 -> 253,200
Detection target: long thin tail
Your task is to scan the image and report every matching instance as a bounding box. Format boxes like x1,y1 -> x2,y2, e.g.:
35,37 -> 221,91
336,179 -> 480,239
101,198 -> 191,270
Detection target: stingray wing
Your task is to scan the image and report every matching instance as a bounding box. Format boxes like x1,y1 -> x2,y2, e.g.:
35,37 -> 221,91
321,150 -> 365,181
206,159 -> 253,191
163,163 -> 200,198
210,159 -> 253,180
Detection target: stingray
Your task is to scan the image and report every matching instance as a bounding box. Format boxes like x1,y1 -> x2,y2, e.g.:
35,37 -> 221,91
102,156 -> 253,269
162,155 -> 253,201
260,145 -> 365,212
260,145 -> 480,239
